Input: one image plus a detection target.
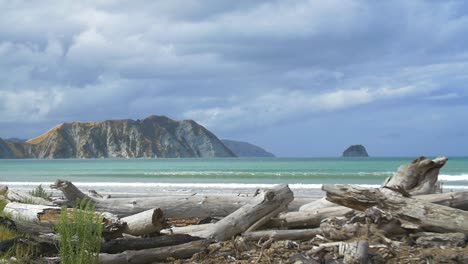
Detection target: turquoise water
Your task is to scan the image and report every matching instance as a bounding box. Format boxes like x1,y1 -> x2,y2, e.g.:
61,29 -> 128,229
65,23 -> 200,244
0,157 -> 467,195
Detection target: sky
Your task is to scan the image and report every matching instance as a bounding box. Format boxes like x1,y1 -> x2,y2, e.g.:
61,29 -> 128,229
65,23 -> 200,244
0,0 -> 467,157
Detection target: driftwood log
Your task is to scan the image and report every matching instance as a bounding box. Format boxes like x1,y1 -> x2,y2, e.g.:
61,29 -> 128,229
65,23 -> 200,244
268,206 -> 353,229
121,208 -> 165,236
51,180 -> 312,218
189,184 -> 293,241
98,239 -> 210,264
323,184 -> 468,233
3,202 -> 125,238
383,156 -> 447,195
243,228 -> 322,241
0,185 -> 52,205
417,191 -> 468,210
101,234 -> 203,254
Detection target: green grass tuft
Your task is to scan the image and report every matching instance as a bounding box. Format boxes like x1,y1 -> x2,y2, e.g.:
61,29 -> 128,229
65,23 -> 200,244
29,184 -> 51,200
56,198 -> 102,264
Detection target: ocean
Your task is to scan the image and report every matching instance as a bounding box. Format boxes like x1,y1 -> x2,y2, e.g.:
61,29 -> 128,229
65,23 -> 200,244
0,157 -> 467,197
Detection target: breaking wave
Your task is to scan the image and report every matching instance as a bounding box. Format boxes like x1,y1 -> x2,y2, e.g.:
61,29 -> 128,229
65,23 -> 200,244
439,174 -> 468,182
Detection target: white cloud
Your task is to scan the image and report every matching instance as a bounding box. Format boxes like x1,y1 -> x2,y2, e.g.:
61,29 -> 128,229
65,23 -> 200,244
0,89 -> 64,121
424,93 -> 460,101
183,85 -> 425,130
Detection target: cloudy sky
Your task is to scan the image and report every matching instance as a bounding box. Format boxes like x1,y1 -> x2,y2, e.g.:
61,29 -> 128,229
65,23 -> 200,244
1,0 -> 467,157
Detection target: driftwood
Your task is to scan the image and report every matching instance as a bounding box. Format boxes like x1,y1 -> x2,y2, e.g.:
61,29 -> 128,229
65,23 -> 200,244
51,180 -> 313,218
383,156 -> 447,195
3,202 -> 165,237
101,234 -> 203,254
0,235 -> 58,257
299,197 -> 338,212
3,202 -> 124,237
190,184 -> 294,241
0,185 -> 52,205
268,206 -> 353,229
161,223 -> 212,235
98,239 -> 210,264
417,191 -> 468,210
323,184 -> 468,233
243,228 -> 322,241
121,208 -> 165,236
0,216 -> 54,236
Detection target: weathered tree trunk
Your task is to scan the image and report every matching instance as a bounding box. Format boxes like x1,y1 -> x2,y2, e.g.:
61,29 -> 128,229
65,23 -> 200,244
0,185 -> 52,205
98,239 -> 210,264
299,197 -> 338,212
0,216 -> 54,235
268,206 -> 353,228
323,184 -> 468,233
383,156 -> 447,195
121,208 -> 165,236
101,234 -> 203,254
3,202 -> 125,236
191,184 -> 294,241
3,202 -> 61,223
161,223 -> 213,235
52,180 -> 313,218
243,228 -> 322,241
416,191 -> 468,211
50,180 -> 91,205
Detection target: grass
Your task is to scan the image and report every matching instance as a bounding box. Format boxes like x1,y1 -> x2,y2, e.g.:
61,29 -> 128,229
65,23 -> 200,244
0,199 -> 34,263
29,184 -> 51,200
56,198 -> 103,264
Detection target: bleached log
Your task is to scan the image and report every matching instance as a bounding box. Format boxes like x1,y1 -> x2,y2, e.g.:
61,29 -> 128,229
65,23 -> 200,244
52,180 -> 313,218
383,156 -> 447,195
50,180 -> 92,205
4,202 -> 60,223
268,206 -> 353,228
161,223 -> 213,235
417,191 -> 468,211
3,202 -> 124,236
1,185 -> 52,205
98,239 -> 210,264
121,208 -> 165,236
323,184 -> 468,233
101,234 -> 202,254
191,184 -> 294,241
299,197 -> 338,211
243,228 -> 321,241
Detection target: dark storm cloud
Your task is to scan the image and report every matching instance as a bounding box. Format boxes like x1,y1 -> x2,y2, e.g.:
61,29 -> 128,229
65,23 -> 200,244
0,0 -> 467,156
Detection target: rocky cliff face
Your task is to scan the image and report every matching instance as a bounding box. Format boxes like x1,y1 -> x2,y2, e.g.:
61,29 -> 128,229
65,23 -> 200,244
221,139 -> 275,157
342,144 -> 369,157
4,115 -> 236,159
0,138 -> 15,159
0,138 -> 31,158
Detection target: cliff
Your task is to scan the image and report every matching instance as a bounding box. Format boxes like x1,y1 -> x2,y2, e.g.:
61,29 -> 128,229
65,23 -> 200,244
342,144 -> 369,157
3,115 -> 236,159
221,139 -> 275,157
0,138 -> 31,158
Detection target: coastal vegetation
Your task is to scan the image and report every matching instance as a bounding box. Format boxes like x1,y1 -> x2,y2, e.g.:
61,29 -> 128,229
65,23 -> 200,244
29,184 -> 51,200
56,198 -> 103,264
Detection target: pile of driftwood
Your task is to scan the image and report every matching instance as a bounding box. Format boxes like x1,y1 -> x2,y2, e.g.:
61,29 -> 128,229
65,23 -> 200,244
1,156 -> 468,263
